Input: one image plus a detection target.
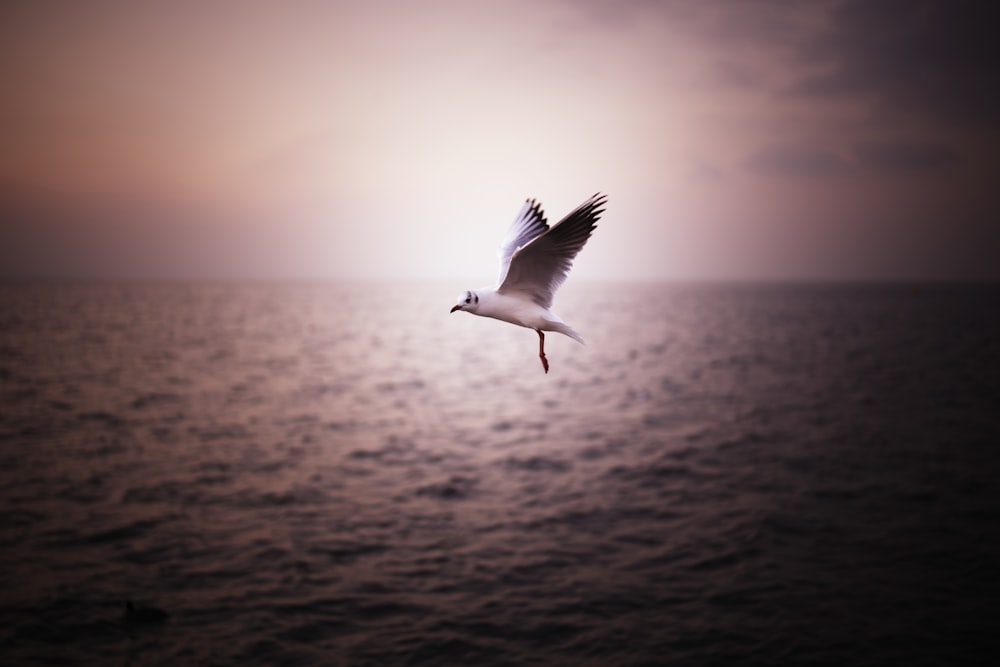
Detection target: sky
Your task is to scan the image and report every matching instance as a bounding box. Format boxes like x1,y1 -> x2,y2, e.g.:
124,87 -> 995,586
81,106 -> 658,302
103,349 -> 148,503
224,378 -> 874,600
1,0 -> 998,282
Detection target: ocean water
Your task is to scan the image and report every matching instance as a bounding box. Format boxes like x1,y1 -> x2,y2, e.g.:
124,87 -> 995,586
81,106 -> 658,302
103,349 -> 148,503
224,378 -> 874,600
1,281 -> 998,666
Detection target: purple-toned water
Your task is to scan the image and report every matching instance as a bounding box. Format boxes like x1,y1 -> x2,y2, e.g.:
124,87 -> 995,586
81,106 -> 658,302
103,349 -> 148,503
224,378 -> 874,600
1,282 -> 998,665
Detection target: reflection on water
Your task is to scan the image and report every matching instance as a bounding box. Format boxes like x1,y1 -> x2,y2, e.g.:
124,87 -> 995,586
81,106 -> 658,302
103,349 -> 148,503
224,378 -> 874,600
1,282 -> 998,665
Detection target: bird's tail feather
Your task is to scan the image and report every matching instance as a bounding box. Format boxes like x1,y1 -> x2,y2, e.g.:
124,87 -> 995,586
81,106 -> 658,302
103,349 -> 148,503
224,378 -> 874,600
548,321 -> 585,345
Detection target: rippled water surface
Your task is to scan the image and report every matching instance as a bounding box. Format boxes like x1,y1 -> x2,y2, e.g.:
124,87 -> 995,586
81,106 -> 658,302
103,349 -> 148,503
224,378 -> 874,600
1,282 -> 998,665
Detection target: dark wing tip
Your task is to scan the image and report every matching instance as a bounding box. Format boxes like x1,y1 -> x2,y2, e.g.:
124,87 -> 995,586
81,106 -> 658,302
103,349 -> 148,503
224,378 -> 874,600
577,192 -> 608,225
526,197 -> 548,228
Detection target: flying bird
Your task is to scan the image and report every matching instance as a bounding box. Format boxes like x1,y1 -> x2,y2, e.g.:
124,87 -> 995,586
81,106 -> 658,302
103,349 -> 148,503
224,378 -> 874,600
450,193 -> 607,373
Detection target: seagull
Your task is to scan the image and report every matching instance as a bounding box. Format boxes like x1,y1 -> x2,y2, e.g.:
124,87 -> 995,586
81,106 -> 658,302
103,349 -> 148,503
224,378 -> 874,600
450,192 -> 607,373
122,600 -> 169,637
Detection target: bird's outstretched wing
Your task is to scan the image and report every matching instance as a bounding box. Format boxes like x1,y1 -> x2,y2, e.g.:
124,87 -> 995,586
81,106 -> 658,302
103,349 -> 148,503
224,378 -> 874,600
498,193 -> 606,309
496,198 -> 549,287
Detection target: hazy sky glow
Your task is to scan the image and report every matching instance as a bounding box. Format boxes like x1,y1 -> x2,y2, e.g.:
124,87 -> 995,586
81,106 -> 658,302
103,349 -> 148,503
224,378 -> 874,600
1,0 -> 998,281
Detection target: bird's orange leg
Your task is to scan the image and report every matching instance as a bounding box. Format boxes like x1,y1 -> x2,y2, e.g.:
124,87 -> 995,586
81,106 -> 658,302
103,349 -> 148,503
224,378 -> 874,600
536,329 -> 549,373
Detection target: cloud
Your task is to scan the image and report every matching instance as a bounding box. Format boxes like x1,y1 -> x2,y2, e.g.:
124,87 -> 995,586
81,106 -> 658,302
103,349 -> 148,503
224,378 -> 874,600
852,140 -> 960,172
787,0 -> 1000,125
743,136 -> 962,184
708,59 -> 767,89
743,144 -> 853,178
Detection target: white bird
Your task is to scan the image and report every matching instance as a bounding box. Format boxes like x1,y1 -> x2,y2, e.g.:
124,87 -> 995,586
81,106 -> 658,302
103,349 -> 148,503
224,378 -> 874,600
450,193 -> 607,373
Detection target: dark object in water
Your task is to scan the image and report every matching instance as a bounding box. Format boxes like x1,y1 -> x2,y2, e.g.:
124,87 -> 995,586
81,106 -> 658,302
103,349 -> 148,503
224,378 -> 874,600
123,600 -> 169,626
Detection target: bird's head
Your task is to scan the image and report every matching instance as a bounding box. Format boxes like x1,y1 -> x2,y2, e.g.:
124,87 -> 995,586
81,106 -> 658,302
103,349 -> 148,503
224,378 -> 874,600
450,290 -> 479,313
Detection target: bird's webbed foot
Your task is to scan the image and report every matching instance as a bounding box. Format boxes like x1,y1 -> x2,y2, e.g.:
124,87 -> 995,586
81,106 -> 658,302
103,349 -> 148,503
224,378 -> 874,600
536,329 -> 549,374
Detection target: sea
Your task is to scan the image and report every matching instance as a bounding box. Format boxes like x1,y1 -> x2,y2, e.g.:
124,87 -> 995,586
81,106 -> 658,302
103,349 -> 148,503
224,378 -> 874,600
1,281 -> 998,666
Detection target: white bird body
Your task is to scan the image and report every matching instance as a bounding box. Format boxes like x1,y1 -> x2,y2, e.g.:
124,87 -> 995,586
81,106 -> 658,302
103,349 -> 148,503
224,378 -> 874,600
463,287 -> 585,344
451,193 -> 606,372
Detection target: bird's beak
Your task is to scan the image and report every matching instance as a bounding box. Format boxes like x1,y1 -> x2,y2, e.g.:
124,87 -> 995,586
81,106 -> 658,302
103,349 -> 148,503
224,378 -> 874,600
450,305 -> 461,313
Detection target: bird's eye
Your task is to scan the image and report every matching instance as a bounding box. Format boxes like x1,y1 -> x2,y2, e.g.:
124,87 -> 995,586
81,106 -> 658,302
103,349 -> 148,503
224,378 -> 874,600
465,297 -> 471,304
